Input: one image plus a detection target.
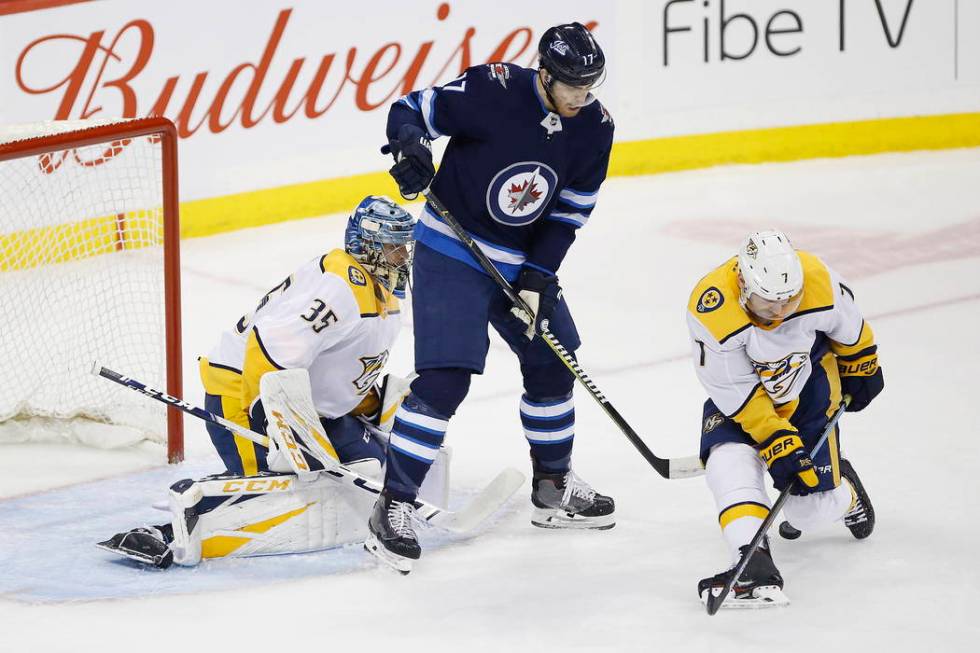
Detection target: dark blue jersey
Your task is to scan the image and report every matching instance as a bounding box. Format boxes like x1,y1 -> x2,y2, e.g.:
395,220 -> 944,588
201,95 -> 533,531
387,63 -> 614,281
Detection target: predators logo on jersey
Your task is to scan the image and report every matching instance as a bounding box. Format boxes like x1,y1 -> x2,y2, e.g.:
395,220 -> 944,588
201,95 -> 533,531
353,351 -> 389,393
752,352 -> 809,400
703,412 -> 724,434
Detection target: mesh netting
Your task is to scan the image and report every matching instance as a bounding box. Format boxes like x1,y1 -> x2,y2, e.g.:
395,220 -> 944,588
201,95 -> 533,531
0,120 -> 169,448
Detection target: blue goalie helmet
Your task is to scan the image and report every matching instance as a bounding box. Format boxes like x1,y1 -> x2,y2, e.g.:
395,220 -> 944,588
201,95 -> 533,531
537,22 -> 605,88
345,195 -> 416,296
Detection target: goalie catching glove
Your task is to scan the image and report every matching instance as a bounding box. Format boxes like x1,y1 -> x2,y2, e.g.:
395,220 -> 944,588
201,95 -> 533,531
510,268 -> 562,340
757,431 -> 818,492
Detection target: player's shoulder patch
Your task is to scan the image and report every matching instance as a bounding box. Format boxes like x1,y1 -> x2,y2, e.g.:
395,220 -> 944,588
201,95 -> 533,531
598,102 -> 614,127
486,62 -> 512,89
688,257 -> 750,344
348,266 -> 367,287
695,286 -> 724,313
318,249 -> 377,315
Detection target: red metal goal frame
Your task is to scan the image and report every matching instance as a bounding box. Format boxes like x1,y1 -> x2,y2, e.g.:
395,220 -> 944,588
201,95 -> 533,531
0,116 -> 184,462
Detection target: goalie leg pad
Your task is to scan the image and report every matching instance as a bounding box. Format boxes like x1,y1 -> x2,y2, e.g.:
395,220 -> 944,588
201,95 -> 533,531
167,461 -> 382,566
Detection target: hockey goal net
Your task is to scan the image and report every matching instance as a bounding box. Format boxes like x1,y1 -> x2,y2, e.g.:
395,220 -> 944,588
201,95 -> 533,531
0,117 -> 183,462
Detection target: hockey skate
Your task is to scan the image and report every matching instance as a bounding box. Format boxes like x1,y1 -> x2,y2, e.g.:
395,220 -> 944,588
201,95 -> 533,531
778,458 -> 875,541
96,525 -> 174,569
364,490 -> 422,574
530,468 -> 615,530
699,544 -> 788,609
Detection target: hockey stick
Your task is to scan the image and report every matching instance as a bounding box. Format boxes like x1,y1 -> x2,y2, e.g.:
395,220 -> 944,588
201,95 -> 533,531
422,190 -> 704,480
92,362 -> 525,534
704,396 -> 851,615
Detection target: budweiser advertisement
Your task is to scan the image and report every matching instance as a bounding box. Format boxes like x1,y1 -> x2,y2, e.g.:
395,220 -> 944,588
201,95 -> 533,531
1,0 -> 977,210
1,1 -> 614,202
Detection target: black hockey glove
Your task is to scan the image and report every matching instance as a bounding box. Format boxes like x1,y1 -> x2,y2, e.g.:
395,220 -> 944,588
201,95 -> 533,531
757,431 -> 819,492
840,366 -> 883,412
510,268 -> 562,340
386,124 -> 434,197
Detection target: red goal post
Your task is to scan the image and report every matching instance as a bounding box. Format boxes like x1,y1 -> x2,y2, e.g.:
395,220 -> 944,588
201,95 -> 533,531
0,117 -> 183,462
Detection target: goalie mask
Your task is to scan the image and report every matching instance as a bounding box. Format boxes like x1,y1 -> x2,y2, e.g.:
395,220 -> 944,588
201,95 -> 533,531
736,230 -> 804,322
345,196 -> 416,296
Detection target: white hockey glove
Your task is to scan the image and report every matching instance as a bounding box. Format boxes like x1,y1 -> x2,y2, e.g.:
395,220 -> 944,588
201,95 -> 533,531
510,268 -> 562,340
372,372 -> 417,432
260,369 -> 339,478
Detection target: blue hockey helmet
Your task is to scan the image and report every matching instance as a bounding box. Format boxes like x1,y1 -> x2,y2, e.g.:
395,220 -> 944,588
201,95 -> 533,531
537,22 -> 605,88
345,196 -> 416,295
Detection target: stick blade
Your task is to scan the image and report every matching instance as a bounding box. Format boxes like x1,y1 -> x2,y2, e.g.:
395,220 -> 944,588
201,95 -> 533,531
669,455 -> 706,479
431,468 -> 525,533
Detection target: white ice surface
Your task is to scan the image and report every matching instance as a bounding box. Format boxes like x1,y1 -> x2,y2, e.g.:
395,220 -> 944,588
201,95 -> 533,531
2,149 -> 980,651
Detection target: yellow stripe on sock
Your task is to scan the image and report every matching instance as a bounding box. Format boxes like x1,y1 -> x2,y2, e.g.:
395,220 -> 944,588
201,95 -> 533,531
719,502 -> 770,530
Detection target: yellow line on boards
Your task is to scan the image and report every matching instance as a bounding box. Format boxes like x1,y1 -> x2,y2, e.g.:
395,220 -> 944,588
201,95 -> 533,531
608,112 -> 980,177
5,112 -> 979,249
181,112 -> 980,239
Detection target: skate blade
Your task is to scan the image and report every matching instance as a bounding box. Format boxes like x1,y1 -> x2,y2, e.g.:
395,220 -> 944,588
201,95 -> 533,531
363,534 -> 413,575
700,585 -> 790,609
95,540 -> 169,568
531,508 -> 615,530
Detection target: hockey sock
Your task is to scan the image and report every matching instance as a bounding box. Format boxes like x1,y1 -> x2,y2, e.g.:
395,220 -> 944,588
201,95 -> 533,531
521,392 -> 574,474
783,481 -> 852,531
707,442 -> 772,564
385,393 -> 448,501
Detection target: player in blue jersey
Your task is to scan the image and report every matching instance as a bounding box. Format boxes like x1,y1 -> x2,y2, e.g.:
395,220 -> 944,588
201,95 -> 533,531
365,22 -> 617,571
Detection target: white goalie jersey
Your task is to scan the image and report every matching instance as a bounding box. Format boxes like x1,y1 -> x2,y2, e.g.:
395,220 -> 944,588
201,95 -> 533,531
686,251 -> 876,444
205,249 -> 403,419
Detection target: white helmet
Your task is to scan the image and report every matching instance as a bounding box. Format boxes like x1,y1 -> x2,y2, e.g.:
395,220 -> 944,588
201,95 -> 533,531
737,230 -> 803,321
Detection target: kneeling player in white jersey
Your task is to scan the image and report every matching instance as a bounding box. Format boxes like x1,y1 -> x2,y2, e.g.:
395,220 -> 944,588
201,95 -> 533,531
687,230 -> 884,608
97,196 -> 442,568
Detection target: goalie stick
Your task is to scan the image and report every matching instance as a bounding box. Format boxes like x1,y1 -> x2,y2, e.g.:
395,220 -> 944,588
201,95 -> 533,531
704,396 -> 851,615
422,190 -> 704,480
92,362 -> 525,534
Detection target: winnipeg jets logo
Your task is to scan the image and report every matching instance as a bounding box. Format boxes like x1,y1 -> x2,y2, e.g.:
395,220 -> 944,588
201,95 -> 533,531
550,40 -> 570,56
508,176 -> 543,212
752,352 -> 809,400
488,63 -> 509,88
353,351 -> 389,393
486,161 -> 557,226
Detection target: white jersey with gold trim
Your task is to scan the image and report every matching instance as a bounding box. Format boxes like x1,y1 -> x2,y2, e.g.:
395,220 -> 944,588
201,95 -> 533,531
206,249 -> 402,420
686,251 -> 875,444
